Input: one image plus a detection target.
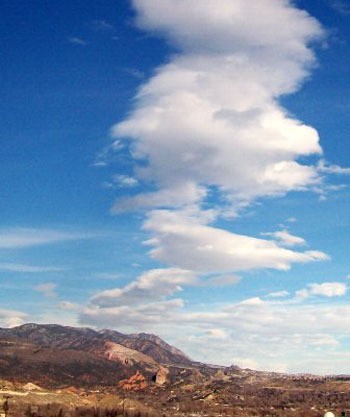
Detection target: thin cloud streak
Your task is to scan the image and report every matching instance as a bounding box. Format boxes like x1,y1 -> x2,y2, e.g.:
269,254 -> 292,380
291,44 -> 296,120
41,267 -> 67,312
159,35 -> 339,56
0,263 -> 64,273
0,228 -> 98,249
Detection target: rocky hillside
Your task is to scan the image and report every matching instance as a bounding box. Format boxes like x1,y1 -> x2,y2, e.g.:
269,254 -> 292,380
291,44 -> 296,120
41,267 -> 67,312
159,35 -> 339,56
0,338 -> 132,387
0,323 -> 191,366
0,323 -> 194,388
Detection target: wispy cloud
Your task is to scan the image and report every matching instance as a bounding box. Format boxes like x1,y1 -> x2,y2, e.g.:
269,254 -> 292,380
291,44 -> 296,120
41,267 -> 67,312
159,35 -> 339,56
262,230 -> 306,247
94,272 -> 123,280
59,301 -> 79,311
326,0 -> 350,15
0,228 -> 96,249
92,141 -> 124,168
104,175 -> 139,189
296,282 -> 348,299
34,282 -> 57,298
267,290 -> 290,298
0,263 -> 64,273
90,20 -> 114,32
91,268 -> 197,307
68,37 -> 87,46
204,274 -> 241,287
317,159 -> 350,175
123,68 -> 145,79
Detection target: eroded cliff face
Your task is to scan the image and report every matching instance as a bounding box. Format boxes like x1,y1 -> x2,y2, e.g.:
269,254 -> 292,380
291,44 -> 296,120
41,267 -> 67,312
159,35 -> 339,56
155,366 -> 169,386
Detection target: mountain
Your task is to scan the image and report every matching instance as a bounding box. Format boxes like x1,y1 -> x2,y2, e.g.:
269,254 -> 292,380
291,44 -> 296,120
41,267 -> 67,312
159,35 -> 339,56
0,323 -> 193,388
0,323 -> 191,366
99,329 -> 192,365
0,338 -> 128,387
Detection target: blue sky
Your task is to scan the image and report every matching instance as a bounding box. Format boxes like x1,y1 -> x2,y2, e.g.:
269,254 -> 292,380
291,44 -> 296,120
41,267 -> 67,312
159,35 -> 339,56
1,0 -> 350,374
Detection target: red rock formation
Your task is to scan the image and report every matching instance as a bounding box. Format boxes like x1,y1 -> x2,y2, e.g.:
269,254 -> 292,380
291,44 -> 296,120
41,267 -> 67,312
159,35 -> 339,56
118,371 -> 148,391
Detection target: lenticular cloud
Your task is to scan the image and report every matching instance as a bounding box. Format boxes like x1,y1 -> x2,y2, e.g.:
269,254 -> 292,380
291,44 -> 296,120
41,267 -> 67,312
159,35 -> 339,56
108,0 -> 328,274
82,0 -> 334,369
109,0 -> 327,275
113,0 -> 324,212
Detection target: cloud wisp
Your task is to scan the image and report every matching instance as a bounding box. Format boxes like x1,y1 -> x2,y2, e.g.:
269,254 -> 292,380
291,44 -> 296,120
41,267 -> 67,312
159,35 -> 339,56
68,37 -> 87,46
34,283 -> 58,298
296,282 -> 348,299
0,228 -> 97,249
0,263 -> 64,273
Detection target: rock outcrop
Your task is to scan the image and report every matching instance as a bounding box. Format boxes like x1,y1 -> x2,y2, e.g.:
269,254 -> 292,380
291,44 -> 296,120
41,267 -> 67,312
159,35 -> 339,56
118,371 -> 148,391
155,366 -> 169,386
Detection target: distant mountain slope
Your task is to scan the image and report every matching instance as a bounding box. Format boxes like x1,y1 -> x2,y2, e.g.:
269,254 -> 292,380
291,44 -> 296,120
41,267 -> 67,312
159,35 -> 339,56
0,323 -> 196,388
99,329 -> 192,365
0,323 -> 192,367
0,338 -> 128,387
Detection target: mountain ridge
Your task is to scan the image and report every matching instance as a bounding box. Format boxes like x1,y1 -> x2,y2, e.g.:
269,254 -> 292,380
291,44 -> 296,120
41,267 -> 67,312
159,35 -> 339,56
0,323 -> 201,390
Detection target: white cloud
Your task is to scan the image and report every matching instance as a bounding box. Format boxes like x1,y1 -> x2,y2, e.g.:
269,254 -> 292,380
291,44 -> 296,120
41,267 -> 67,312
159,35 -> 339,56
81,298 -> 184,329
112,174 -> 139,188
0,228 -> 95,249
59,301 -> 79,311
205,274 -> 241,287
205,328 -> 228,339
104,175 -> 139,189
34,283 -> 57,298
309,282 -> 347,297
262,229 -> 306,247
112,0 -> 324,213
317,159 -> 350,175
133,0 -> 322,54
90,20 -> 114,32
0,263 -> 63,273
94,272 -> 123,280
91,268 -> 197,307
267,290 -> 290,298
68,37 -> 87,46
124,68 -> 145,79
296,282 -> 348,299
112,182 -> 207,213
0,308 -> 27,328
108,1 -> 328,317
143,210 -> 328,273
